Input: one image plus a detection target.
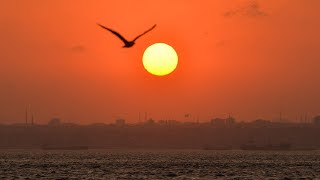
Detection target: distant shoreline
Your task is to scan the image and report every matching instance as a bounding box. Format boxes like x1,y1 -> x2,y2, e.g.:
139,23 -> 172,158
1,123 -> 319,150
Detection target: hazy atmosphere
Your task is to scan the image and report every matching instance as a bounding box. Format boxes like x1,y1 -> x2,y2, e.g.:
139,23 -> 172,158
1,0 -> 320,124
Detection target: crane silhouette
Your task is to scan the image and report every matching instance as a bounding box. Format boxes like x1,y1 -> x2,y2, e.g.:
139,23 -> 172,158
97,23 -> 156,48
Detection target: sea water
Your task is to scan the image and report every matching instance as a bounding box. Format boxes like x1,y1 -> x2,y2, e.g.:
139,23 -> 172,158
0,150 -> 319,179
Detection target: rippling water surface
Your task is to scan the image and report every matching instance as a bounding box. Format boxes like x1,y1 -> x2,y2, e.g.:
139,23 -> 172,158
0,150 -> 319,179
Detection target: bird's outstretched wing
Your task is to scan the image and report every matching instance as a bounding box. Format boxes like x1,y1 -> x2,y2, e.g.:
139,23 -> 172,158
97,23 -> 129,44
132,24 -> 156,42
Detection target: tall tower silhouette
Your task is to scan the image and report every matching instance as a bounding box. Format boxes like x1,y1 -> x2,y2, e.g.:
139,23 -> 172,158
25,104 -> 33,125
31,113 -> 34,125
139,112 -> 141,123
25,105 -> 28,125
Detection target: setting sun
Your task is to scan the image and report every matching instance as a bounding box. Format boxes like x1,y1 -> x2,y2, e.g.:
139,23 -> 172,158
142,43 -> 178,76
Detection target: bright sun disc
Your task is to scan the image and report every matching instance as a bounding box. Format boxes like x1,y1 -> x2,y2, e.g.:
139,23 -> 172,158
142,43 -> 178,76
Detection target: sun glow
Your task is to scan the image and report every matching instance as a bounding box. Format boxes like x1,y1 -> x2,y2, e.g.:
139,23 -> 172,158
142,43 -> 178,76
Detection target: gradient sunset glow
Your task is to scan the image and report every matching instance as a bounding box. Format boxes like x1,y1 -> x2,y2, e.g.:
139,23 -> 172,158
0,0 -> 320,124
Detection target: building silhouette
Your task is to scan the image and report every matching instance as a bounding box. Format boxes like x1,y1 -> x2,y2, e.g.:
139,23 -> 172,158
115,118 -> 125,126
48,118 -> 61,126
313,116 -> 320,125
211,116 -> 236,126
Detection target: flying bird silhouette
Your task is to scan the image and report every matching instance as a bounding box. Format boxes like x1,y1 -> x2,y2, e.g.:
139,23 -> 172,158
97,23 -> 156,48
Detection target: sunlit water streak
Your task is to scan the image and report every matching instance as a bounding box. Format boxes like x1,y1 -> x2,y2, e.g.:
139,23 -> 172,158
0,150 -> 319,179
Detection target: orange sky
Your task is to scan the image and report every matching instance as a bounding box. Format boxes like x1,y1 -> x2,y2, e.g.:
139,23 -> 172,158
1,0 -> 320,124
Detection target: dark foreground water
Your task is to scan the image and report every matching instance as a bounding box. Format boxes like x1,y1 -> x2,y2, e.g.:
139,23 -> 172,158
0,150 -> 319,179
